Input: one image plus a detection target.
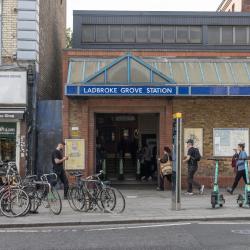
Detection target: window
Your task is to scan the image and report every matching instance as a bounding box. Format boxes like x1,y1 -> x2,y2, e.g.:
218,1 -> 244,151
163,26 -> 175,43
130,59 -> 150,82
95,25 -> 108,42
176,26 -> 189,43
122,25 -> 136,43
235,26 -> 247,44
81,25 -> 95,43
109,25 -> 122,42
189,26 -> 202,43
149,26 -> 162,43
222,26 -> 233,44
207,26 -> 221,45
107,59 -> 128,83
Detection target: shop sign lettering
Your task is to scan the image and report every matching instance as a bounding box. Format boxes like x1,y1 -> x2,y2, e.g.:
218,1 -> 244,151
79,86 -> 176,96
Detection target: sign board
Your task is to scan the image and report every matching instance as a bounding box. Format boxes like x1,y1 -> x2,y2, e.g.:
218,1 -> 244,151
184,128 -> 203,156
65,139 -> 85,170
213,128 -> 249,157
0,123 -> 16,138
0,111 -> 24,120
0,71 -> 27,104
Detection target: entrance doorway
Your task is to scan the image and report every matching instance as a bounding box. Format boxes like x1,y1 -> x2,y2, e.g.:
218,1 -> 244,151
95,113 -> 159,181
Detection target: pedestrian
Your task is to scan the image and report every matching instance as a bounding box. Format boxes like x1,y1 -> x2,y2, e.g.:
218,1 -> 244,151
159,146 -> 172,190
227,143 -> 248,195
231,148 -> 238,175
183,139 -> 204,195
141,143 -> 153,181
51,142 -> 69,199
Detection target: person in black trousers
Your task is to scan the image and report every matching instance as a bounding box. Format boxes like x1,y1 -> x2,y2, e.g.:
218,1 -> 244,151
51,142 -> 69,199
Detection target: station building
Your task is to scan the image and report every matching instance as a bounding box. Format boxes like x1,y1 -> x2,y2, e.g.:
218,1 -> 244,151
63,11 -> 250,188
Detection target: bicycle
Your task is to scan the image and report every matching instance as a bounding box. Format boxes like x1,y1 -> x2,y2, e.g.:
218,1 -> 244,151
0,162 -> 30,218
68,170 -> 126,213
22,173 -> 62,215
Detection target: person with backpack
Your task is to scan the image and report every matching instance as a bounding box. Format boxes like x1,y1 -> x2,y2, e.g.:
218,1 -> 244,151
227,143 -> 248,195
183,139 -> 204,195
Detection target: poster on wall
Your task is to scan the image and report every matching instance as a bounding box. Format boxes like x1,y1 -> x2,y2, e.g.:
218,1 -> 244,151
65,139 -> 85,170
213,128 -> 249,157
184,128 -> 203,156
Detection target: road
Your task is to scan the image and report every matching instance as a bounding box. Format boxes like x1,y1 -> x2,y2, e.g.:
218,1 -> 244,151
0,221 -> 250,250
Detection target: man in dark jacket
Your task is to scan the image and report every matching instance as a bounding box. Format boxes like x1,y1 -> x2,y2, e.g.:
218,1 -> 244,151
51,142 -> 69,199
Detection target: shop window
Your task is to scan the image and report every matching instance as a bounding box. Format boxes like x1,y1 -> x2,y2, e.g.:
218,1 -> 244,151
96,25 -> 108,42
149,26 -> 162,43
130,59 -> 150,82
109,25 -> 122,42
176,26 -> 189,43
81,25 -> 95,43
107,59 -> 128,83
0,123 -> 16,162
207,26 -> 221,45
162,26 -> 175,43
189,26 -> 202,44
235,26 -> 247,44
222,26 -> 233,44
136,26 -> 148,43
122,25 -> 136,43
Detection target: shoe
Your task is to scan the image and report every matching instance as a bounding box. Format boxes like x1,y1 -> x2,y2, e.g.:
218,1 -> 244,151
185,192 -> 194,195
199,185 -> 205,195
227,187 -> 233,195
141,176 -> 146,181
148,176 -> 152,181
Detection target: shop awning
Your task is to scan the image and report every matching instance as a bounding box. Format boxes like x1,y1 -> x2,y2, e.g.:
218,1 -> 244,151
0,107 -> 26,120
65,54 -> 250,96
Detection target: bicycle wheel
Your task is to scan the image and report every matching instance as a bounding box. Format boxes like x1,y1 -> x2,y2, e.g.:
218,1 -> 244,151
69,187 -> 86,211
0,188 -> 29,217
47,188 -> 62,215
110,187 -> 126,213
100,187 -> 116,212
67,186 -> 78,211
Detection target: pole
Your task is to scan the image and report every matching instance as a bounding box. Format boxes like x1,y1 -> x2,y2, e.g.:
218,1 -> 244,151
172,113 -> 182,211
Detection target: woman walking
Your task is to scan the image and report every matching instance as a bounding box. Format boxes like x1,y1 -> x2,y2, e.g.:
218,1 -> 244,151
227,143 -> 248,195
159,146 -> 172,190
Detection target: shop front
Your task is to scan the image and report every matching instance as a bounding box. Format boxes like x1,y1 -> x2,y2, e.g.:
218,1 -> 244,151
63,52 -> 250,187
0,71 -> 27,175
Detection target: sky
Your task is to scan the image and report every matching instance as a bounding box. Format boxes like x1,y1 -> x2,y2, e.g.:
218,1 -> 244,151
67,0 -> 223,29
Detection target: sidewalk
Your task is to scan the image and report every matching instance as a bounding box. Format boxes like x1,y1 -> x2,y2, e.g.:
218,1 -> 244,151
0,189 -> 249,228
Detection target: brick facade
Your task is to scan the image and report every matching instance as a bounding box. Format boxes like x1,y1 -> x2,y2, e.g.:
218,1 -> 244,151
1,0 -> 18,64
62,50 -> 250,188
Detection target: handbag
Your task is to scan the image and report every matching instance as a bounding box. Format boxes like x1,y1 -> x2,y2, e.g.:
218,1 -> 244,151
160,161 -> 172,176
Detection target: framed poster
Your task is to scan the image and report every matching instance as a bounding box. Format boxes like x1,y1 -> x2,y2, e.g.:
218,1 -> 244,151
65,139 -> 85,170
184,128 -> 203,156
213,128 -> 249,157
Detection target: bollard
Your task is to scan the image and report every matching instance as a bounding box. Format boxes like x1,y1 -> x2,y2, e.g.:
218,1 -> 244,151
119,158 -> 124,180
102,159 -> 106,179
136,159 -> 141,180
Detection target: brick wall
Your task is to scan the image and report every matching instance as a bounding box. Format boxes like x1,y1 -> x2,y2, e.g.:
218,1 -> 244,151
38,0 -> 66,100
173,97 -> 250,188
2,0 -> 18,64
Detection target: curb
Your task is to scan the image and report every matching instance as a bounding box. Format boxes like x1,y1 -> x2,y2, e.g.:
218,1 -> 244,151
0,216 -> 250,228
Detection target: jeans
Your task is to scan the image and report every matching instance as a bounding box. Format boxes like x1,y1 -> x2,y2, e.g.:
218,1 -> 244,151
53,167 -> 69,197
232,169 -> 247,192
187,166 -> 201,192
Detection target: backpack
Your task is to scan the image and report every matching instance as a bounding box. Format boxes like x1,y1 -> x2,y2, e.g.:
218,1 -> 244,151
193,148 -> 201,162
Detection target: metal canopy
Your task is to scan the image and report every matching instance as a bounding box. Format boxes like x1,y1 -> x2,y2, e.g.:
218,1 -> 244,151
66,54 -> 250,97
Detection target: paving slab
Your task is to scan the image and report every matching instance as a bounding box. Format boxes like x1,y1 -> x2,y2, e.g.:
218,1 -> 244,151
0,189 -> 249,228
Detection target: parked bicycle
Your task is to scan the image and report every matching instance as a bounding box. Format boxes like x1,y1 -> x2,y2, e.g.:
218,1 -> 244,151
0,161 -> 30,218
68,170 -> 126,213
22,173 -> 62,215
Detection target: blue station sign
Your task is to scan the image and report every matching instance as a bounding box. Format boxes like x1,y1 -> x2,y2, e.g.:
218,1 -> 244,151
65,84 -> 250,97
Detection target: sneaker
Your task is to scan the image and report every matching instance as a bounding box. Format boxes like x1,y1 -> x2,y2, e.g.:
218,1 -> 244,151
141,176 -> 146,181
185,192 -> 194,195
227,187 -> 233,195
148,176 -> 152,181
199,185 -> 205,195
